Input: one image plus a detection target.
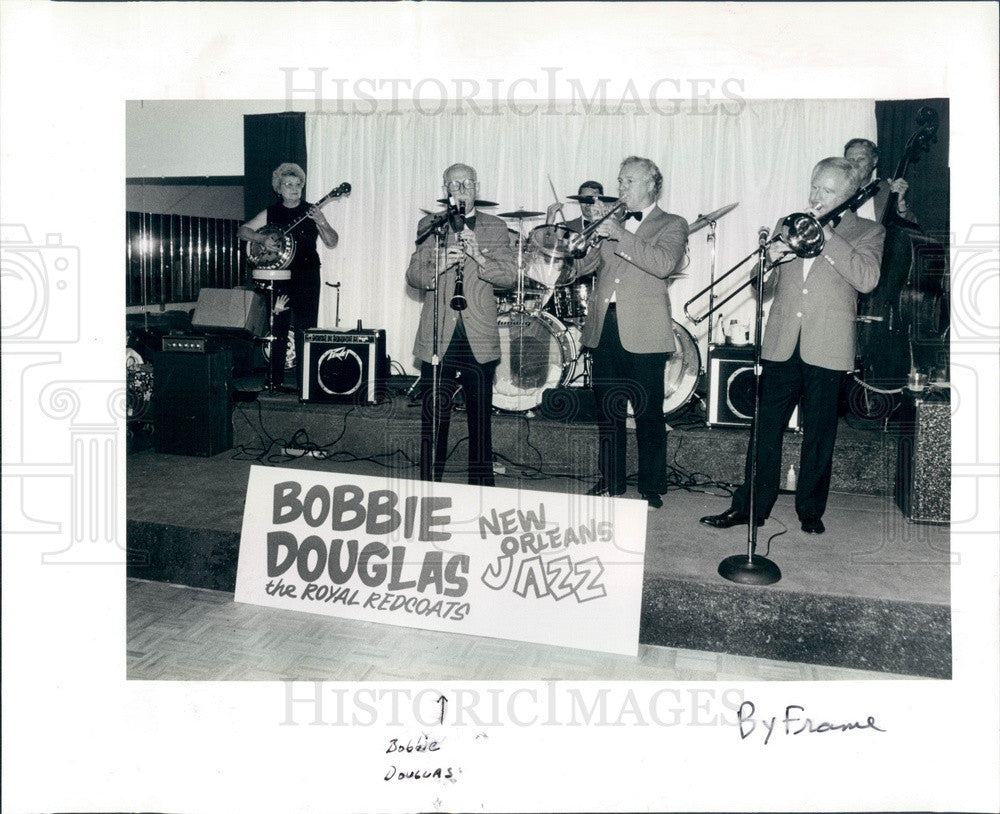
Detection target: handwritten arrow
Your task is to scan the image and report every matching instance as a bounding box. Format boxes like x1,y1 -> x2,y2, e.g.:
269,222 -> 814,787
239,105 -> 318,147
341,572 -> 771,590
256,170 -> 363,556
436,694 -> 447,725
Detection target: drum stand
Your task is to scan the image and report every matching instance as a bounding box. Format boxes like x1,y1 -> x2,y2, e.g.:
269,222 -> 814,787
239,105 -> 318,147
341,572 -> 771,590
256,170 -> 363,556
512,219 -> 530,313
258,280 -> 280,394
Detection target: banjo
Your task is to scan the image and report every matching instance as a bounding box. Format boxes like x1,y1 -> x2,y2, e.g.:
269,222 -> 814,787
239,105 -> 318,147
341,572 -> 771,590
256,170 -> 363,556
247,181 -> 351,271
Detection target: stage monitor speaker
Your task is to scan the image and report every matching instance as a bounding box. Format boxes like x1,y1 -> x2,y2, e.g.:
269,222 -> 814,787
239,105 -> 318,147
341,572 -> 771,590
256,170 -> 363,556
707,344 -> 799,430
895,390 -> 949,524
153,350 -> 233,456
302,329 -> 387,404
192,288 -> 267,336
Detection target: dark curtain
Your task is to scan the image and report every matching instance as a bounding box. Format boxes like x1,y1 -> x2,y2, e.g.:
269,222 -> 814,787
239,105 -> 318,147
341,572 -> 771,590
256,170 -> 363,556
875,98 -> 949,239
861,98 -> 950,386
243,112 -> 307,221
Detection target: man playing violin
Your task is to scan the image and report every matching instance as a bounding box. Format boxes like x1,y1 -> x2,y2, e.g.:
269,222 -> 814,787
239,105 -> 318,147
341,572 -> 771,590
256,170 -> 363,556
239,162 -> 339,391
700,157 -> 884,535
844,138 -> 917,224
570,156 -> 689,509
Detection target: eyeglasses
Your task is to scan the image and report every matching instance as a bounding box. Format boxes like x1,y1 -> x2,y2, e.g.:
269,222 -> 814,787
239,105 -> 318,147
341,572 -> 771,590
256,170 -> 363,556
280,179 -> 304,189
444,179 -> 478,192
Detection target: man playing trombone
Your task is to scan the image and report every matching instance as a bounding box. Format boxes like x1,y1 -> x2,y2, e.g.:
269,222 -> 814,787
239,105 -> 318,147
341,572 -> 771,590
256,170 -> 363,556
571,156 -> 689,509
700,157 -> 884,535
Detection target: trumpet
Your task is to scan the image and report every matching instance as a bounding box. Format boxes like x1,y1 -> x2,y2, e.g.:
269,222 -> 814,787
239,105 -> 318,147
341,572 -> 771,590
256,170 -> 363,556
570,199 -> 629,258
683,181 -> 880,324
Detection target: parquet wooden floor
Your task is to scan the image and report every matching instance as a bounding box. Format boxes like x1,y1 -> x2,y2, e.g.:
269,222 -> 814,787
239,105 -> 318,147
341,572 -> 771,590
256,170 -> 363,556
127,578 -> 914,682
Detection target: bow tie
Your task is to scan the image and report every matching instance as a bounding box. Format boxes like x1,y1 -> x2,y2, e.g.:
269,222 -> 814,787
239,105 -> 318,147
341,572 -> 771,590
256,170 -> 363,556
624,210 -> 643,222
463,216 -> 476,230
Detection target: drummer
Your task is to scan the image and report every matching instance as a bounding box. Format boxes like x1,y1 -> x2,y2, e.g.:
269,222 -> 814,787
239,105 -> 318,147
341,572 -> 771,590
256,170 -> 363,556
546,180 -> 606,234
239,162 -> 339,392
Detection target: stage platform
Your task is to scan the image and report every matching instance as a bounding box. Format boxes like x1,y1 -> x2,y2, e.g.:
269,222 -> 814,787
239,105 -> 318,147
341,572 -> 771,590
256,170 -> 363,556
126,383 -> 951,679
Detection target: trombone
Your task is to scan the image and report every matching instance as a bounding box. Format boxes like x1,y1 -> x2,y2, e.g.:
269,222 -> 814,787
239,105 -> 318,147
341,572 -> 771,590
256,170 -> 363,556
683,181 -> 879,324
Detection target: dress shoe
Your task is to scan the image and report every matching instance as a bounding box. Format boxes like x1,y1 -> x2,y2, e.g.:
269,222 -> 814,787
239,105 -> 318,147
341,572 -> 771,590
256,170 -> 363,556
641,492 -> 663,510
699,508 -> 764,529
801,518 -> 826,535
587,480 -> 625,497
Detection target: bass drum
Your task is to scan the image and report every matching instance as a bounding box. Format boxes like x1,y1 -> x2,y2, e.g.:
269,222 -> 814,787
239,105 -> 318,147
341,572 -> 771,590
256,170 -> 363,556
663,320 -> 701,417
625,320 -> 701,418
494,311 -> 579,412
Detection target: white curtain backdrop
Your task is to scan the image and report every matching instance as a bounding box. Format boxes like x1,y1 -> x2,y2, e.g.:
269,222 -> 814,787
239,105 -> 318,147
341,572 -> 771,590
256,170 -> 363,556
305,99 -> 875,375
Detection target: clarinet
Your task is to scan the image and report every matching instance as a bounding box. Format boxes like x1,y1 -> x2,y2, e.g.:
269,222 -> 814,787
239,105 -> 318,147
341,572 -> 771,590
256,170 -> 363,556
449,203 -> 469,311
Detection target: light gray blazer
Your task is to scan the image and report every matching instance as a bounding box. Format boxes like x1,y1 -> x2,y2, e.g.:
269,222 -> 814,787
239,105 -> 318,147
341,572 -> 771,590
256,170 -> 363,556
575,206 -> 689,354
761,210 -> 884,371
406,212 -> 517,365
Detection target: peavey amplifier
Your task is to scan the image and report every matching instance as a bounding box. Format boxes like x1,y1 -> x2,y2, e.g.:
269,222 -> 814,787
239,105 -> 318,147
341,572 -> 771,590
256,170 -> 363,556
301,328 -> 387,404
707,344 -> 799,430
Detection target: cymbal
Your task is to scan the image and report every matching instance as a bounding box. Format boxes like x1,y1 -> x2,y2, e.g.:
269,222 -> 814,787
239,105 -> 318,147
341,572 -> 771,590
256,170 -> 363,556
435,198 -> 498,207
498,209 -> 544,219
567,194 -> 619,204
688,202 -> 739,235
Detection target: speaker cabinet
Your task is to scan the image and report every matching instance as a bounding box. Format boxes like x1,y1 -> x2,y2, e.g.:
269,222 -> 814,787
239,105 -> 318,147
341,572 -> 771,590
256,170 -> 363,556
153,350 -> 233,456
191,288 -> 266,336
895,390 -> 950,523
301,329 -> 387,404
707,345 -> 799,429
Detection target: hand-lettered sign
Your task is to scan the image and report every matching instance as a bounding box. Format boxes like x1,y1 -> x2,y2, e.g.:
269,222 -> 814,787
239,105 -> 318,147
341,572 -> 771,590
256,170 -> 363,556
234,467 -> 648,655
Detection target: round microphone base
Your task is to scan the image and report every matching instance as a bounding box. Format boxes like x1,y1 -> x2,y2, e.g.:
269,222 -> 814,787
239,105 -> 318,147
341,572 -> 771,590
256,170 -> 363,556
718,554 -> 782,586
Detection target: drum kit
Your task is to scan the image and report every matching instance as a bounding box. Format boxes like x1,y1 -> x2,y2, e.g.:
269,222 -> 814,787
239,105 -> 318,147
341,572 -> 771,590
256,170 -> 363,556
492,207 -> 588,413
488,198 -> 739,417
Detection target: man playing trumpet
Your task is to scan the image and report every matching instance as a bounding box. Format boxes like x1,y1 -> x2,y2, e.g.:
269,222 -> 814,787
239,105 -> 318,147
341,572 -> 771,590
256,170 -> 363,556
571,156 -> 689,509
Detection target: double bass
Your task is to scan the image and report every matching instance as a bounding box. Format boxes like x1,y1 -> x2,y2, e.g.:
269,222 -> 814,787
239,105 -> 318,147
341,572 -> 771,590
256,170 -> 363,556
851,106 -> 948,419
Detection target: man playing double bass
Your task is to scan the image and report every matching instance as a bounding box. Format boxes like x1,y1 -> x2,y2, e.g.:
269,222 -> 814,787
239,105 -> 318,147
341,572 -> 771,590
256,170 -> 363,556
844,138 -> 918,224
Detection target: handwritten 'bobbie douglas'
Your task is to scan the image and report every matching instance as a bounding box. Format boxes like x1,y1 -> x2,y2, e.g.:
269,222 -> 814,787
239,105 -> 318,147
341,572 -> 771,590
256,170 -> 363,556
737,700 -> 887,745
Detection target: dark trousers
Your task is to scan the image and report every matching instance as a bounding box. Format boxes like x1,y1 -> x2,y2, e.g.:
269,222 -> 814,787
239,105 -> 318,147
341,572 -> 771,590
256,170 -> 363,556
590,306 -> 668,494
420,318 -> 497,487
731,343 -> 844,521
269,285 -> 318,389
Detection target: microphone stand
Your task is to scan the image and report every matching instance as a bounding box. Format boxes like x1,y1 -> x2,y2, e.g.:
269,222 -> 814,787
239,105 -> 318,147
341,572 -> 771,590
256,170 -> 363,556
416,201 -> 467,481
427,221 -> 450,483
718,231 -> 781,585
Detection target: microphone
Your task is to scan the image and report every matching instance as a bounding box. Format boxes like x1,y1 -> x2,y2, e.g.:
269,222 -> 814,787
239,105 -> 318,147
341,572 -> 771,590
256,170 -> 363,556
758,226 -> 769,245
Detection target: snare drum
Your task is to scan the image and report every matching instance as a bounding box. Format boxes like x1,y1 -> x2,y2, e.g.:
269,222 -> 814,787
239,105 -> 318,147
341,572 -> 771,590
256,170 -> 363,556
493,311 -> 580,412
496,285 -> 551,316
